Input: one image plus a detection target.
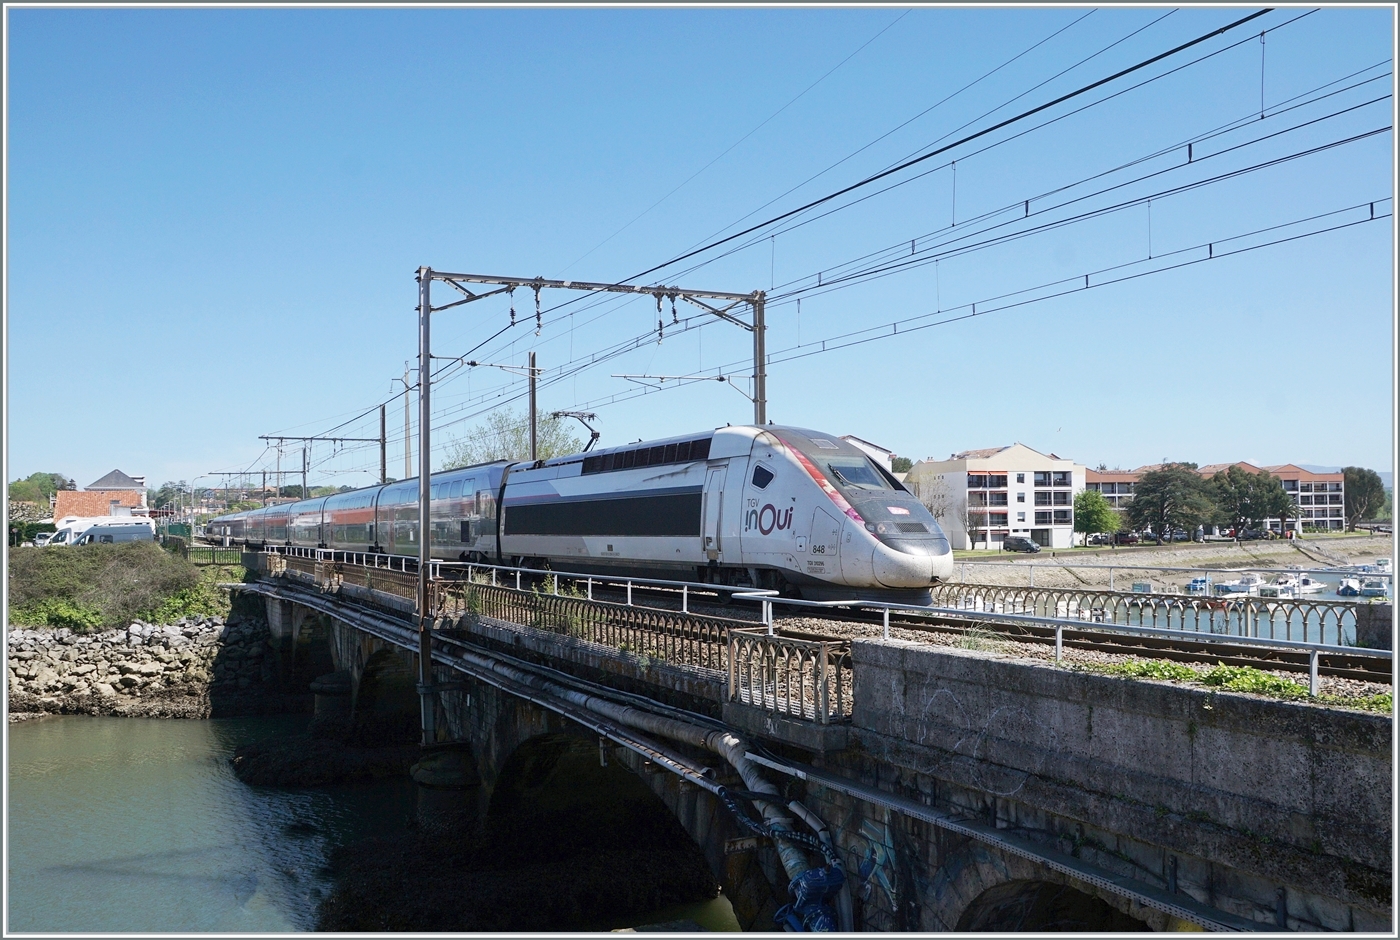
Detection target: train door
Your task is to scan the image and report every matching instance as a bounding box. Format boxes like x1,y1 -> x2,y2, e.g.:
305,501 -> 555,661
703,466 -> 727,561
807,507 -> 841,581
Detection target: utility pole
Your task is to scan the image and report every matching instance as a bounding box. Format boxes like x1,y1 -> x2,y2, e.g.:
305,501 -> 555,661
416,268 -> 435,746
301,447 -> 308,501
275,447 -> 281,502
379,404 -> 387,485
752,291 -> 767,425
529,351 -> 538,461
403,361 -> 412,481
261,470 -> 267,507
259,434 -> 379,493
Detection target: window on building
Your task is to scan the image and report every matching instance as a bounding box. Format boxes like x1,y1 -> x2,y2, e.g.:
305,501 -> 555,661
1053,492 -> 1071,506
967,474 -> 986,489
988,492 -> 1008,506
1329,494 -> 1342,505
1053,509 -> 1071,524
1035,511 -> 1053,525
1016,473 -> 1025,484
1034,492 -> 1051,506
1330,508 -> 1343,518
1033,471 -> 1051,487
1331,482 -> 1343,492
1300,496 -> 1312,505
1017,511 -> 1026,522
1016,492 -> 1025,503
989,513 -> 1008,526
1282,479 -> 1298,491
988,474 -> 1008,488
1122,483 -> 1134,493
1300,483 -> 1313,492
1052,471 -> 1071,487
1100,483 -> 1114,494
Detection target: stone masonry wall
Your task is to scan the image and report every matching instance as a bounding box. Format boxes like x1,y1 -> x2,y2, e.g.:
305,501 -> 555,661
6,610 -> 309,719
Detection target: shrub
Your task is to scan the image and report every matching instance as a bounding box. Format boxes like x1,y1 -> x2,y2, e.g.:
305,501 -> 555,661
7,541 -> 214,630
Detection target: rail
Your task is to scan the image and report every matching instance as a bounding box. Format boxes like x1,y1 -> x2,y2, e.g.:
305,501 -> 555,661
728,627 -> 852,724
251,547 -> 1391,665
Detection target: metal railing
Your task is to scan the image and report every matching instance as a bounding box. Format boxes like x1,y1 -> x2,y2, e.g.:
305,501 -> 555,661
954,560 -> 1392,591
728,627 -> 852,724
435,579 -> 734,672
928,582 -> 1364,646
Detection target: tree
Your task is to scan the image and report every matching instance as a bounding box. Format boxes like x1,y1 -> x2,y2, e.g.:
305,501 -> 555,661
151,481 -> 190,509
8,472 -> 74,503
1342,467 -> 1386,530
891,456 -> 913,474
959,497 -> 985,550
1211,466 -> 1295,534
1126,464 -> 1217,541
1073,489 -> 1119,545
442,408 -> 583,469
908,474 -> 954,523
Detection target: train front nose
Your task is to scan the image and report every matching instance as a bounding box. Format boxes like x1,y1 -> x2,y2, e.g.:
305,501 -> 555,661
870,535 -> 953,587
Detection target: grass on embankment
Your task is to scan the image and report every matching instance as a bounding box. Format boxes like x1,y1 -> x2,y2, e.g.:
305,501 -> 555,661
1079,657 -> 1393,713
7,542 -> 239,632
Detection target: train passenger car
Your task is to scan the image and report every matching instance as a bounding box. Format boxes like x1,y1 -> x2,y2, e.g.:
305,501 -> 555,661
209,425 -> 951,602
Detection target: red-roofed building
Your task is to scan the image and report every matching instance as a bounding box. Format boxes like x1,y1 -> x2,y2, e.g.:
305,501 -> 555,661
51,469 -> 149,522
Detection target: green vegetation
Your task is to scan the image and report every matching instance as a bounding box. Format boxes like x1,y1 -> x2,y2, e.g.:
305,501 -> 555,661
955,627 -> 1003,651
7,471 -> 75,504
7,542 -> 233,631
1199,664 -> 1308,700
1210,465 -> 1294,534
891,456 -> 913,474
1099,658 -> 1198,681
1079,657 -> 1391,712
1073,489 -> 1120,544
1126,463 -> 1216,538
1342,467 -> 1386,529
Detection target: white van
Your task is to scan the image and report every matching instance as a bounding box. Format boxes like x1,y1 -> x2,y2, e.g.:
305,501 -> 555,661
50,517 -> 156,546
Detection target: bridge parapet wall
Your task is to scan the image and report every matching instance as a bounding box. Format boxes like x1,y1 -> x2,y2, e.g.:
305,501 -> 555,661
839,638 -> 1390,930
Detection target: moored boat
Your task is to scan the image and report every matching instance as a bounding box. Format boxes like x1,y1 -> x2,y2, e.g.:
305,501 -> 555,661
1337,578 -> 1362,597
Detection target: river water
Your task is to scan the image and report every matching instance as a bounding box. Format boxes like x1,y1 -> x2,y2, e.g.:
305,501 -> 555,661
7,716 -> 739,932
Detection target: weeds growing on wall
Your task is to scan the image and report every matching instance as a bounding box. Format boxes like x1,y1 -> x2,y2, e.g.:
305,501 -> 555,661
7,542 -> 234,630
1080,657 -> 1391,713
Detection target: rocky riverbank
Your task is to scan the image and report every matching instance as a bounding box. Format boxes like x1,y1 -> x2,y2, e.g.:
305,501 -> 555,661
6,612 -> 311,721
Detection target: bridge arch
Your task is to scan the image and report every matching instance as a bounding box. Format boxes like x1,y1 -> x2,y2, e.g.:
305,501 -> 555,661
956,879 -> 1152,932
929,841 -> 1157,932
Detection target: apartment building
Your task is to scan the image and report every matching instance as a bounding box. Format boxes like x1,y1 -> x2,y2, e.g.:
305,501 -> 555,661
1085,462 -> 1345,532
906,444 -> 1086,549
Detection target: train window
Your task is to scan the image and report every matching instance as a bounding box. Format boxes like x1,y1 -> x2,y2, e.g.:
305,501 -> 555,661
449,480 -> 463,499
691,437 -> 711,460
751,465 -> 774,489
663,443 -> 677,463
825,458 -> 891,491
676,441 -> 691,462
623,450 -> 637,469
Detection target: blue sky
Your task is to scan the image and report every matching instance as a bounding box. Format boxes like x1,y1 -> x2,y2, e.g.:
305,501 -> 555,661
5,5 -> 1394,494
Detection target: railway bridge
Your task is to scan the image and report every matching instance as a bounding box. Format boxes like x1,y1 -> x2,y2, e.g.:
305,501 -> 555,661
233,548 -> 1391,932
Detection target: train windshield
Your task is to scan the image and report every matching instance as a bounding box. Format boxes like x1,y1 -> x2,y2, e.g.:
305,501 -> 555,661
824,457 -> 893,491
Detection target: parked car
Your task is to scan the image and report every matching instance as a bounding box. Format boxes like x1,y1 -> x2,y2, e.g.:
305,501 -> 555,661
1002,535 -> 1041,553
1113,532 -> 1141,545
1087,532 -> 1112,545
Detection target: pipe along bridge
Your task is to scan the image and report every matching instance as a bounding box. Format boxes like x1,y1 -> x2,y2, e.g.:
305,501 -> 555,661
233,548 -> 1390,932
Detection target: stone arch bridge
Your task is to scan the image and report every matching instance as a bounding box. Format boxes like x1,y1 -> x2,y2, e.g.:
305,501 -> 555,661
240,551 -> 1390,932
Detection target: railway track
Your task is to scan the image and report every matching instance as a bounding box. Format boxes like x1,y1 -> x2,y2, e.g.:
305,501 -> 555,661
537,576 -> 1393,685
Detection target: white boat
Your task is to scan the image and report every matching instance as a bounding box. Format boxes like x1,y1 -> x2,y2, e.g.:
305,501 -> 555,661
1295,574 -> 1329,594
1215,572 -> 1267,596
1186,577 -> 1211,595
1260,574 -> 1300,599
1337,578 -> 1362,597
1359,577 -> 1390,598
1374,558 -> 1393,574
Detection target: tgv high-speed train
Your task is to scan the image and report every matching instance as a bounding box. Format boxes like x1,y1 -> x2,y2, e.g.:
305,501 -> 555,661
208,425 -> 953,601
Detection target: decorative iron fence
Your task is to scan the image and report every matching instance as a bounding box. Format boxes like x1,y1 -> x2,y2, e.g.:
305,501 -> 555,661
728,628 -> 852,724
928,582 -> 1360,646
436,579 -> 734,672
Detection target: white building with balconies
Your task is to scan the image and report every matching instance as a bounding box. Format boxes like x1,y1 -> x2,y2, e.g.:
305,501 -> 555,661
905,444 -> 1086,550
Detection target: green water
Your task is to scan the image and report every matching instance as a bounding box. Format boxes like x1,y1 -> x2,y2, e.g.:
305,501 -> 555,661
6,716 -> 416,933
6,716 -> 741,932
